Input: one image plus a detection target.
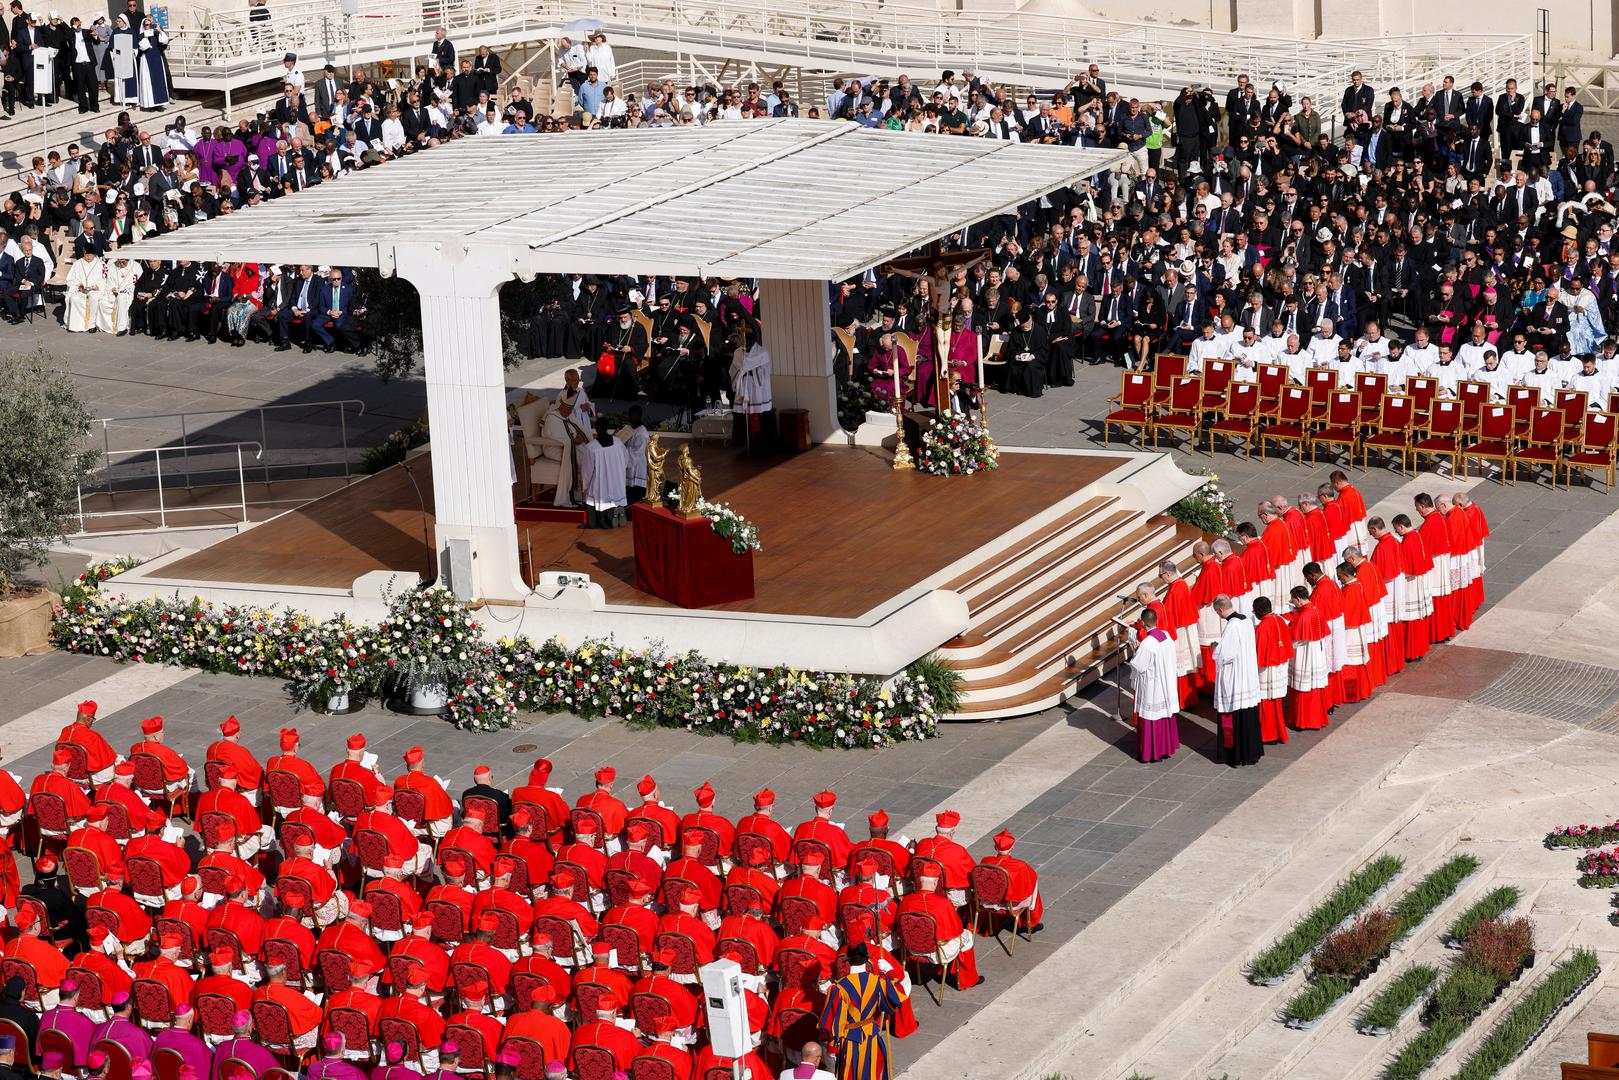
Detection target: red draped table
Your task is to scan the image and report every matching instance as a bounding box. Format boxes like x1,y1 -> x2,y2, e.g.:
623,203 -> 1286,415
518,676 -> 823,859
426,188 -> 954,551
631,504 -> 756,608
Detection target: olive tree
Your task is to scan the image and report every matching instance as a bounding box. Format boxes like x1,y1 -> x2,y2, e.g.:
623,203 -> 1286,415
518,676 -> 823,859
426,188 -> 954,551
0,349 -> 99,596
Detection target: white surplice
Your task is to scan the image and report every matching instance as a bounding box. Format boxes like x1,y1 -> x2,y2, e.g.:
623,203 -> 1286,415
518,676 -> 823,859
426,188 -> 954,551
729,343 -> 773,414
1213,613 -> 1262,713
578,439 -> 629,513
1128,631 -> 1180,722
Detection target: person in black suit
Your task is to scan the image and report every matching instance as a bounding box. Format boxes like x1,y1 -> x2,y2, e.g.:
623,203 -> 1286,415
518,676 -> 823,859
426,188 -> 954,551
1559,87 -> 1584,153
0,235 -> 45,322
248,265 -> 293,344
472,44 -> 500,98
351,103 -> 382,146
1463,81 -> 1494,140
271,85 -> 310,128
1432,75 -> 1464,137
429,27 -> 454,71
1341,70 -> 1374,143
7,1 -> 33,109
1459,123 -> 1493,181
277,264 -> 320,351
1527,288 -> 1571,353
1496,78 -> 1526,164
68,16 -> 97,112
190,262 -> 234,342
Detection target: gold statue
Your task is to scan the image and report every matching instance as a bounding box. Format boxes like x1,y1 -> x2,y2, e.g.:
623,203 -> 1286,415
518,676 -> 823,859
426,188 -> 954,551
676,444 -> 704,517
643,434 -> 668,504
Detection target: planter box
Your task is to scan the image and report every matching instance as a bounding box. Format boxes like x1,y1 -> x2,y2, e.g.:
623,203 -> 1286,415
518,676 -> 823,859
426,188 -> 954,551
1358,994 -> 1426,1037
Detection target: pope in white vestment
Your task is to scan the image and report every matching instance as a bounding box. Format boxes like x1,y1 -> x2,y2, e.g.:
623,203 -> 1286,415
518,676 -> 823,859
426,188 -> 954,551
100,258 -> 138,334
1214,607 -> 1263,766
63,252 -> 105,333
538,398 -> 590,507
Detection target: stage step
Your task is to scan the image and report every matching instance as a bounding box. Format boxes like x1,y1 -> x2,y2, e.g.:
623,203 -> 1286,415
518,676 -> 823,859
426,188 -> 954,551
941,507 -> 1202,719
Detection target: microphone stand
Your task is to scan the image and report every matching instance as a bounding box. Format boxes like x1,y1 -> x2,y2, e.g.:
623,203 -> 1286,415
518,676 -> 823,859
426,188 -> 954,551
401,460 -> 433,584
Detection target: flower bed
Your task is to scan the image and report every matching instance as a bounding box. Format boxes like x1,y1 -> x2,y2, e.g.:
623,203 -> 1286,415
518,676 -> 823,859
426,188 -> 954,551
53,563 -> 941,745
1356,964 -> 1440,1036
1576,848 -> 1619,888
1247,854 -> 1405,986
1450,949 -> 1601,1080
1544,822 -> 1619,849
1385,919 -> 1538,1080
1282,856 -> 1478,1033
1443,886 -> 1522,949
917,413 -> 998,476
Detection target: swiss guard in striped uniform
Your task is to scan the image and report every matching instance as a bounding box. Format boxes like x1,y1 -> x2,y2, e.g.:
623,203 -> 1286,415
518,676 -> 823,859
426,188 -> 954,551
820,942 -> 910,1080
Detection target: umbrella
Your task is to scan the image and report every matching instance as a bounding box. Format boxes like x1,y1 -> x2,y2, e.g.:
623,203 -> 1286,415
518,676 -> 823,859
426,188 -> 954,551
563,17 -> 604,35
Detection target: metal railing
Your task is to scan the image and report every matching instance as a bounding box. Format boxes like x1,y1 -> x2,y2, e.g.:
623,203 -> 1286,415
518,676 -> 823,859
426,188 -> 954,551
164,0 -> 1527,124
74,441 -> 263,532
91,398 -> 367,487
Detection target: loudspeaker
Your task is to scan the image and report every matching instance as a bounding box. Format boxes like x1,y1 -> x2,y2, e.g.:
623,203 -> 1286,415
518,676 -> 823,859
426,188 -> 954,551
445,538 -> 474,600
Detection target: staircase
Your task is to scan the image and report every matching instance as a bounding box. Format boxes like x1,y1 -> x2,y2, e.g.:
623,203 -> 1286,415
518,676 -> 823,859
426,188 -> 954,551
939,491 -> 1201,719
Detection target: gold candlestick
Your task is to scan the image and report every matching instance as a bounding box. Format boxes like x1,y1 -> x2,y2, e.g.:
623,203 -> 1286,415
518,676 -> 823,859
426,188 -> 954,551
892,402 -> 915,471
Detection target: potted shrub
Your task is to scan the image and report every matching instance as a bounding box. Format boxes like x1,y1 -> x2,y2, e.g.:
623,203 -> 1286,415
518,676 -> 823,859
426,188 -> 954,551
285,616 -> 374,714
0,349 -> 99,656
378,584 -> 481,715
1460,918 -> 1535,983
1429,961 -> 1504,1023
1312,910 -> 1403,985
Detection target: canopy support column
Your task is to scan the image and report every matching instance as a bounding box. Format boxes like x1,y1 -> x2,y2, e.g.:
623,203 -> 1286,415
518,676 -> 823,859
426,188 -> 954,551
758,277 -> 839,444
393,242 -> 528,602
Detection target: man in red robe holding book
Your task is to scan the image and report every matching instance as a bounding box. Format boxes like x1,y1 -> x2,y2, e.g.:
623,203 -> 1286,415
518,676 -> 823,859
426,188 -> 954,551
1415,493 -> 1455,643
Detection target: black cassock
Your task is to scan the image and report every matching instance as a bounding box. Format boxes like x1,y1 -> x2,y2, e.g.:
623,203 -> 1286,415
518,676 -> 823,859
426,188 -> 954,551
997,325 -> 1047,398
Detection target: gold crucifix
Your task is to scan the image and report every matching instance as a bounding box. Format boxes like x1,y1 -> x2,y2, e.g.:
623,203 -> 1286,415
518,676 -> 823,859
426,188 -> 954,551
880,239 -> 992,417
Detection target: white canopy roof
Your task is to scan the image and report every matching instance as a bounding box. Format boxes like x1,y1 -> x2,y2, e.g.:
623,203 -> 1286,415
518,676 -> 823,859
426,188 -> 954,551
126,119 -> 1125,280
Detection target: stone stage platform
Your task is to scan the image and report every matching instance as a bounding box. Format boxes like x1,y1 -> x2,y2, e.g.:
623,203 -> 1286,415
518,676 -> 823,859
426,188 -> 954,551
110,440 -> 1196,684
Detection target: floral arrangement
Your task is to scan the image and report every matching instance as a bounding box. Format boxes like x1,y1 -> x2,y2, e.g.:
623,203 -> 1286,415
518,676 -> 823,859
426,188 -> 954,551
283,615 -> 376,710
1545,821 -> 1619,848
376,584 -> 480,688
1576,848 -> 1619,888
917,413 -> 998,476
53,564 -> 940,743
694,499 -> 762,556
1168,468 -> 1237,536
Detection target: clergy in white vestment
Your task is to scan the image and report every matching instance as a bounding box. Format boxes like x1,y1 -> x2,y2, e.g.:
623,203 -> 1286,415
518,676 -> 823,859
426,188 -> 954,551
63,246 -> 105,333
614,405 -> 652,504
1128,608 -> 1181,764
729,334 -> 773,414
99,257 -> 138,334
106,17 -> 138,105
1212,596 -> 1263,767
136,19 -> 171,108
577,425 -> 630,530
538,394 -> 590,508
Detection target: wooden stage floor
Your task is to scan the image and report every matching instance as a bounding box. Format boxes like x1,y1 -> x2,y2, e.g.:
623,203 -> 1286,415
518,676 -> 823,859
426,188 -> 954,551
162,444 -> 1128,619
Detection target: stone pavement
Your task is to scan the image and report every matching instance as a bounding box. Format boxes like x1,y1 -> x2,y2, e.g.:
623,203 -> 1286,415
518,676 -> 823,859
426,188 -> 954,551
9,307 -> 1619,1076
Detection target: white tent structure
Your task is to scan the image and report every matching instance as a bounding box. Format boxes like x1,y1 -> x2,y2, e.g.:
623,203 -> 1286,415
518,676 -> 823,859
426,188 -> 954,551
128,119 -> 1126,602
